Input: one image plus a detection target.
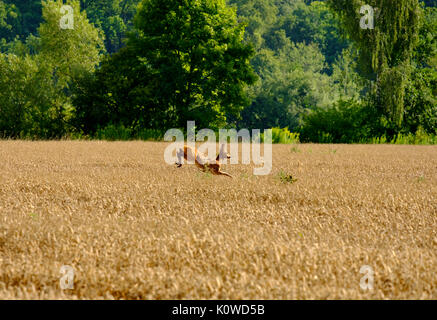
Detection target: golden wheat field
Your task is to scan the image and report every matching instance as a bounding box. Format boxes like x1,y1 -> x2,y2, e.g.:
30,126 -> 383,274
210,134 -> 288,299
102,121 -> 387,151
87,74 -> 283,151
0,141 -> 436,299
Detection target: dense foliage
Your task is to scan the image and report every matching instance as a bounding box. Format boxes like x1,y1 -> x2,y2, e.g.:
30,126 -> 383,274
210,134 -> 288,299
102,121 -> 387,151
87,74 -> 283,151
74,0 -> 257,133
0,0 -> 435,142
0,0 -> 104,138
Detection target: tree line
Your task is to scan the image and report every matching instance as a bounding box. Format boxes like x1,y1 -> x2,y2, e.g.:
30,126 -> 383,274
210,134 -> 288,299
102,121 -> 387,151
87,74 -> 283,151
0,0 -> 435,143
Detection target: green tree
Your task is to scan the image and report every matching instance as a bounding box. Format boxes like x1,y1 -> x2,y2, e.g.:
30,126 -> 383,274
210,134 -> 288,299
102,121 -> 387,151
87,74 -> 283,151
0,54 -> 55,137
265,1 -> 348,70
1,0 -> 42,42
0,0 -> 19,45
331,47 -> 366,101
228,0 -> 280,50
78,0 -> 257,131
80,0 -> 140,53
403,6 -> 437,133
1,0 -> 140,54
421,0 -> 436,7
239,41 -> 338,130
0,0 -> 105,138
137,0 -> 257,129
299,99 -> 380,143
39,0 -> 105,87
328,0 -> 422,128
229,0 -> 350,131
72,45 -> 157,133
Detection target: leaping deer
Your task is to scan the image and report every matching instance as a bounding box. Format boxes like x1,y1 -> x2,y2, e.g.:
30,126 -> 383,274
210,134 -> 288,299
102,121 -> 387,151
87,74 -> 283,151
175,144 -> 233,178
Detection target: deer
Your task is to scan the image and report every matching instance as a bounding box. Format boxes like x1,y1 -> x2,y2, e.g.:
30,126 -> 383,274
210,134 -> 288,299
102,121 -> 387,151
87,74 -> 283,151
175,144 -> 233,178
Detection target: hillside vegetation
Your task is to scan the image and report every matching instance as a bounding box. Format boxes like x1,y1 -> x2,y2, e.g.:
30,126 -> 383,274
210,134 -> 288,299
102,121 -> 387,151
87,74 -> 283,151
0,0 -> 435,142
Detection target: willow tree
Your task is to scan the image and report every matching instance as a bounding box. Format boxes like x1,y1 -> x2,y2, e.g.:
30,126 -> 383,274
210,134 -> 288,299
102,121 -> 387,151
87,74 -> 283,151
328,0 -> 422,127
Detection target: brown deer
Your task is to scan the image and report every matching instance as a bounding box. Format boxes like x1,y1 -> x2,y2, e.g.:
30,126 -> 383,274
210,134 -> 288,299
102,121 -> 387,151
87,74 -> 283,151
175,144 -> 232,178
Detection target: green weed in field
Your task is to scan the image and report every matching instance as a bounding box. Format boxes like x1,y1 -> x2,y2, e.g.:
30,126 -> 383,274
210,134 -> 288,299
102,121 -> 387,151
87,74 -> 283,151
277,170 -> 298,184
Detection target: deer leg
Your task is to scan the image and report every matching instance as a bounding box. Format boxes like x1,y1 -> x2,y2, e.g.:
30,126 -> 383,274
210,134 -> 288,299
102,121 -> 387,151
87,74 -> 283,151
175,148 -> 184,167
218,171 -> 233,178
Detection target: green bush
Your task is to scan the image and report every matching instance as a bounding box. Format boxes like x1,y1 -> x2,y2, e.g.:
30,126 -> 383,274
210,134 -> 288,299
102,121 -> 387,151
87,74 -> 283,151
84,122 -> 437,145
277,169 -> 298,184
95,124 -> 164,141
299,100 -> 379,143
271,127 -> 300,144
95,124 -> 133,141
369,127 -> 437,145
259,128 -> 300,144
137,128 -> 165,141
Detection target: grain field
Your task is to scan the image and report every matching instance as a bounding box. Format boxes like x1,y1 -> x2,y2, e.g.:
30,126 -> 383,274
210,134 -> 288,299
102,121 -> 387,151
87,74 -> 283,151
0,141 -> 436,299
